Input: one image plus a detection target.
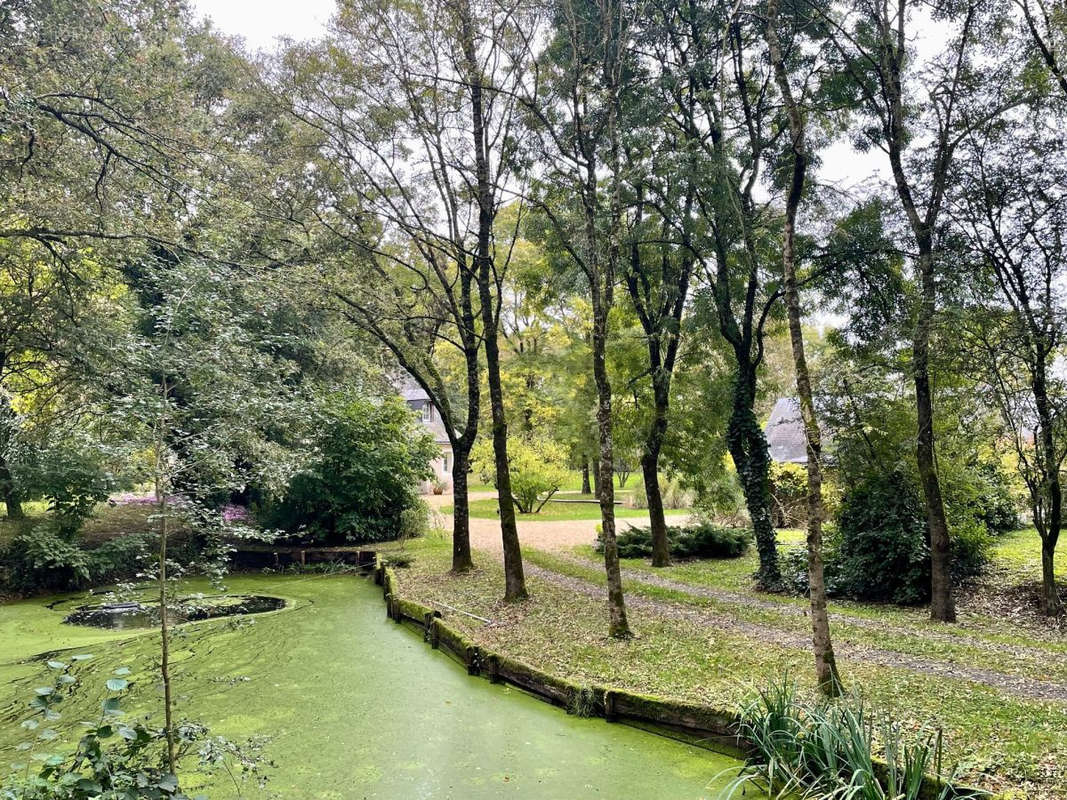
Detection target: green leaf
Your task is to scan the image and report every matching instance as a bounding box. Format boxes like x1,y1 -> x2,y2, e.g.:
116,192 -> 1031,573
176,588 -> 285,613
113,666 -> 132,676
70,654 -> 93,662
46,660 -> 66,670
105,678 -> 129,692
34,687 -> 54,696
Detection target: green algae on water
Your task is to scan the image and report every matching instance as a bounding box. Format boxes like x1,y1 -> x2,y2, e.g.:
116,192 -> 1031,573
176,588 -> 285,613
1,574 -> 758,799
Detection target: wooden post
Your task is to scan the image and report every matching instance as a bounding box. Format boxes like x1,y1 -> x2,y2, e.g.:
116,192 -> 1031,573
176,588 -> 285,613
465,646 -> 479,676
606,691 -> 617,722
487,654 -> 501,684
298,549 -> 306,567
429,618 -> 440,649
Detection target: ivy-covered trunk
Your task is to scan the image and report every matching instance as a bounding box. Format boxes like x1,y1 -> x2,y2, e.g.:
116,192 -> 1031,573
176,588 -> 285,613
726,366 -> 780,589
643,378 -> 671,567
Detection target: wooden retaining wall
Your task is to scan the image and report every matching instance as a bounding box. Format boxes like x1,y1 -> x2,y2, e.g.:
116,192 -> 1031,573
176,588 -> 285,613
373,557 -> 1002,800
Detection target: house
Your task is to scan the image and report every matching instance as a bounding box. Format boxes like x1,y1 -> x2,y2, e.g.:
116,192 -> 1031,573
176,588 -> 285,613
401,382 -> 453,492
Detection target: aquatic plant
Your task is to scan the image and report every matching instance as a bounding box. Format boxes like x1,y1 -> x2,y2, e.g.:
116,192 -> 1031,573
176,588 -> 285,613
718,678 -> 985,800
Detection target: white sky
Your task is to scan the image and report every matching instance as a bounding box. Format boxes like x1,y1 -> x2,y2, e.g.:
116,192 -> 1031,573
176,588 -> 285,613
190,0 -> 334,50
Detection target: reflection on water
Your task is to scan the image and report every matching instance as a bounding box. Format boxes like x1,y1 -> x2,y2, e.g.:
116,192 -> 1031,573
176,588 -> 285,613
63,595 -> 286,629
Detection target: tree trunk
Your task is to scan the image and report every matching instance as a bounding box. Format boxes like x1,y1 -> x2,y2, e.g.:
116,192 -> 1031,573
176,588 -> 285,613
581,460 -> 591,494
914,254 -> 956,622
592,456 -> 601,495
483,327 -> 527,600
1041,541 -> 1062,615
455,0 -> 526,601
764,0 -> 842,693
0,456 -> 22,519
450,445 -> 474,573
4,495 -> 23,519
1033,367 -> 1063,615
727,373 -> 781,589
592,297 -> 630,638
644,389 -> 670,567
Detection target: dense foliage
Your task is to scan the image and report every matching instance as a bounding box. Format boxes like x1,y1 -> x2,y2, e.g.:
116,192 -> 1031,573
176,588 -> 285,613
781,471 -> 991,605
262,397 -> 436,544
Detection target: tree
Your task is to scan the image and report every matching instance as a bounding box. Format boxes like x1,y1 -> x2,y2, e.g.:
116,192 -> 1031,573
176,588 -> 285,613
643,0 -> 786,588
763,0 -> 843,693
521,0 -> 636,637
621,183 -> 695,566
819,0 -> 1016,621
114,255 -> 306,774
952,127 -> 1067,615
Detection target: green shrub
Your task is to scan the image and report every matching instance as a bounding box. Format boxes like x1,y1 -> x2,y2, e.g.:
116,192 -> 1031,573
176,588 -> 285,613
968,461 -> 1019,534
262,395 -> 437,545
807,470 -> 991,606
87,533 -> 153,584
597,522 -> 750,560
2,525 -> 92,593
625,475 -> 694,510
473,436 -> 569,513
769,462 -> 808,527
834,470 -> 930,605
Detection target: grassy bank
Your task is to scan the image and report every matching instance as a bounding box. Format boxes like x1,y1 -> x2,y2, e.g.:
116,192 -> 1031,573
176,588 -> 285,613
384,535 -> 1067,799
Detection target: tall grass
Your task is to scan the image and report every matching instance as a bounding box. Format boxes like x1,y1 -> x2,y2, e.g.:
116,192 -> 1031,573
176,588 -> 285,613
717,679 -> 985,800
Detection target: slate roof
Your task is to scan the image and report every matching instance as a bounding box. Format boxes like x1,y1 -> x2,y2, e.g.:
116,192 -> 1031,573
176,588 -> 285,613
764,397 -> 829,464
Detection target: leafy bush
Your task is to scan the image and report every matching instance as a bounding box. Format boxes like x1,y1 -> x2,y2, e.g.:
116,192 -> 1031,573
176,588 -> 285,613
12,433 -> 114,537
87,533 -> 153,584
797,470 -> 991,606
473,436 -> 569,514
2,526 -> 92,593
3,657 -> 271,799
967,461 -> 1019,534
597,522 -> 750,560
769,461 -> 807,527
625,475 -> 694,510
262,396 -> 437,544
834,471 -> 931,605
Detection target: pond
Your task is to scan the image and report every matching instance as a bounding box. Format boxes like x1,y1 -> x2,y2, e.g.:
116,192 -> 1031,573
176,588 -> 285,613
0,574 -> 758,798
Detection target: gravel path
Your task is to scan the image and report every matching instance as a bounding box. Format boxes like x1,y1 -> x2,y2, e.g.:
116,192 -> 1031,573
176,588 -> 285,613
428,491 -> 669,553
552,552 -> 1067,667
